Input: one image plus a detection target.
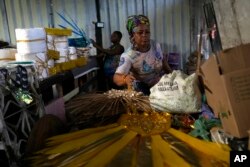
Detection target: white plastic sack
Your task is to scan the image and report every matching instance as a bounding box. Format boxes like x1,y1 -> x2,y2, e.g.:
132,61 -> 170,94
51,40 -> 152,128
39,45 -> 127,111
149,70 -> 202,113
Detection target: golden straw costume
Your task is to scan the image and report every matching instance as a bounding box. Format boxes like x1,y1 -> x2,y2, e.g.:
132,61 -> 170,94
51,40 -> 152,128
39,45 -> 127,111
31,89 -> 230,167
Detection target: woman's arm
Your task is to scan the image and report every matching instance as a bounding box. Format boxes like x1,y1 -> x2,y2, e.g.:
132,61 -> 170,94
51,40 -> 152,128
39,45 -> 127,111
162,53 -> 172,73
92,42 -> 124,55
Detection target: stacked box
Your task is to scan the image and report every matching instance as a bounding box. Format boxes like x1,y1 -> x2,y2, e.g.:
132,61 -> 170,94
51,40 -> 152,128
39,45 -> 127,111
201,44 -> 250,138
15,28 -> 49,79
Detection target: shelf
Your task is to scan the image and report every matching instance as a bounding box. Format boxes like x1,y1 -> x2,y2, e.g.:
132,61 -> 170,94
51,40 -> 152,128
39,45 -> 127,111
39,56 -> 99,103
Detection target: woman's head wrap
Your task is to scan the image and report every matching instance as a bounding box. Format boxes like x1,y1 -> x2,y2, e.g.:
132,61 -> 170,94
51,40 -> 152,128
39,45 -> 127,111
126,15 -> 150,37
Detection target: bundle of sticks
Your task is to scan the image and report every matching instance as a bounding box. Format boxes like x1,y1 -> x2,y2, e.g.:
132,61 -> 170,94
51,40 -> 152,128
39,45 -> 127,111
66,89 -> 152,128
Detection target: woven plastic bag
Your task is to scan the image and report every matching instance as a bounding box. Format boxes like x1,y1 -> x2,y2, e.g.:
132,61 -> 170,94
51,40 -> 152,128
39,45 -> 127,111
149,70 -> 201,113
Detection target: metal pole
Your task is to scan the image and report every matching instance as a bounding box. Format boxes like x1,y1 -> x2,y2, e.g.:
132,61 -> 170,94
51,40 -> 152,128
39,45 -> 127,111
95,0 -> 103,49
2,0 -> 11,44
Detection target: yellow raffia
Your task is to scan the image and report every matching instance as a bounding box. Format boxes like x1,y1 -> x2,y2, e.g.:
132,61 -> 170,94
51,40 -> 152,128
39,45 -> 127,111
47,124 -> 119,145
84,131 -> 137,167
61,62 -> 70,71
48,67 -> 58,75
168,128 -> 230,164
131,136 -> 140,167
47,50 -> 60,60
48,64 -> 62,75
32,127 -> 125,167
151,136 -> 165,167
43,126 -> 124,155
151,135 -> 190,167
190,147 -> 228,167
60,138 -> 118,167
55,130 -> 126,167
75,56 -> 87,67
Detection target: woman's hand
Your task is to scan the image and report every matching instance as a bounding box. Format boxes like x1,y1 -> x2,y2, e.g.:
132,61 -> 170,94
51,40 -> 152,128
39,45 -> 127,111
123,74 -> 136,87
113,73 -> 136,88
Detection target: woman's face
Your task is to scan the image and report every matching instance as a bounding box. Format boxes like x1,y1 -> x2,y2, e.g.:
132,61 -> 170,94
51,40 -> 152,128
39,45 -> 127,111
133,24 -> 150,48
111,32 -> 119,43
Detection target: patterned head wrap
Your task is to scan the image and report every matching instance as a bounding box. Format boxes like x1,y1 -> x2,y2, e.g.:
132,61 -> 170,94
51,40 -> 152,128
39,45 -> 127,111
126,15 -> 150,37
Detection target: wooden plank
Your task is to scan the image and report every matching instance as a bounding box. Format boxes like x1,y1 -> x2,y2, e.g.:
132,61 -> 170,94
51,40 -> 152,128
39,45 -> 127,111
213,0 -> 241,50
234,0 -> 250,44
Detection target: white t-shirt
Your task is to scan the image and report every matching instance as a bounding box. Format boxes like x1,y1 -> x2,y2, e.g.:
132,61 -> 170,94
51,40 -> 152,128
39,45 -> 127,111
115,40 -> 164,86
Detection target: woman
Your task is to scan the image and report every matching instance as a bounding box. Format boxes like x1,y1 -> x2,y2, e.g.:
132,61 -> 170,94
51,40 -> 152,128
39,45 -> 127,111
92,31 -> 125,90
113,15 -> 172,95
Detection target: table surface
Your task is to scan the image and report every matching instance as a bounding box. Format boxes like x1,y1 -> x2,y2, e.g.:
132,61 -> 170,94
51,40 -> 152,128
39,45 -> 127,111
71,56 -> 99,79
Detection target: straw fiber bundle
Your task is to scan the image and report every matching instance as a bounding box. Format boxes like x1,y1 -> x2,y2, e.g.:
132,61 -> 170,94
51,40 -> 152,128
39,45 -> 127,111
66,89 -> 152,128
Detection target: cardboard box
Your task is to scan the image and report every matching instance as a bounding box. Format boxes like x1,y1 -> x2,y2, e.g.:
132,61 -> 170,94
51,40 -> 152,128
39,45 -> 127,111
201,44 -> 250,138
248,130 -> 250,151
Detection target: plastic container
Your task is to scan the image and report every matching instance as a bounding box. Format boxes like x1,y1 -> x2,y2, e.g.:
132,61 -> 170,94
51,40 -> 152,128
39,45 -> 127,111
68,37 -> 89,47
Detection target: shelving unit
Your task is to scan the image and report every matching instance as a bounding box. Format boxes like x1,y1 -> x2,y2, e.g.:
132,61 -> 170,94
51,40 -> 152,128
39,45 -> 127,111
39,56 -> 99,103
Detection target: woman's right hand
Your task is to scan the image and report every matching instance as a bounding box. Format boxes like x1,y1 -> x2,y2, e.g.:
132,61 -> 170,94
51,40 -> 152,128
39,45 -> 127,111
123,74 -> 136,88
113,73 -> 136,89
